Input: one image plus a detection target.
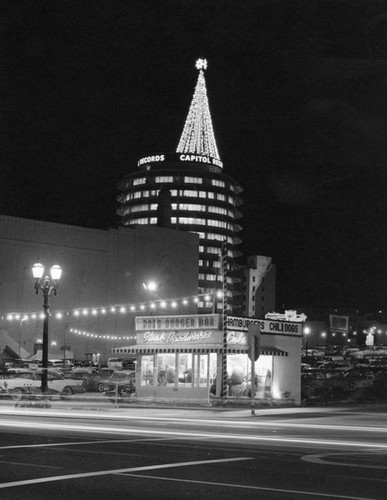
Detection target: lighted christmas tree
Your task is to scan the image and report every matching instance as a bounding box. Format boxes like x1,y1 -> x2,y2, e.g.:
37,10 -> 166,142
176,59 -> 221,162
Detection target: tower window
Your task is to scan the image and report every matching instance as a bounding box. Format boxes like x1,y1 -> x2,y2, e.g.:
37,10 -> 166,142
133,178 -> 146,186
184,176 -> 203,184
155,176 -> 174,183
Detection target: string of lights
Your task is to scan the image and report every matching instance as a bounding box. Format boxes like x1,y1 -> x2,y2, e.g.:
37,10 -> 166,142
69,328 -> 136,341
0,291 -> 223,322
176,59 -> 220,161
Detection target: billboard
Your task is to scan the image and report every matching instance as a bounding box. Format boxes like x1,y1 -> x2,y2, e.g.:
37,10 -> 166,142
329,315 -> 349,333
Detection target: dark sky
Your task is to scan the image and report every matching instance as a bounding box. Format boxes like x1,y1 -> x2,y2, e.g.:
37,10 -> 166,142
2,0 -> 386,312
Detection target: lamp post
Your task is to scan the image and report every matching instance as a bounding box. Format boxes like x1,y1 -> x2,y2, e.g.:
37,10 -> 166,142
303,327 -> 311,358
32,263 -> 62,393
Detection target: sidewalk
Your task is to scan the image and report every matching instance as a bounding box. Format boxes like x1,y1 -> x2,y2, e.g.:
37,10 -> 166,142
2,391 -> 387,418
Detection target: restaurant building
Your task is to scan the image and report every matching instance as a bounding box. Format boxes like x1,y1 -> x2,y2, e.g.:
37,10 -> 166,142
112,314 -> 303,405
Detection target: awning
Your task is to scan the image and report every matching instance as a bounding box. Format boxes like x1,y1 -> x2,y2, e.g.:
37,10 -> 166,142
123,345 -> 221,355
121,346 -> 287,357
227,346 -> 288,356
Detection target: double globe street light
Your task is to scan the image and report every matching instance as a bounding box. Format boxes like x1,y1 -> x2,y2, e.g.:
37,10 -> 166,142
32,263 -> 62,393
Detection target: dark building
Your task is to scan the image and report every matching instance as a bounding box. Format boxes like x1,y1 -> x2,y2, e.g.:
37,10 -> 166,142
0,215 -> 199,366
117,60 -> 243,313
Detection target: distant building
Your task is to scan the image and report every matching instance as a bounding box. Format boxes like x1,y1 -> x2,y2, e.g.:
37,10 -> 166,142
0,215 -> 198,366
238,255 -> 276,318
117,60 -> 243,314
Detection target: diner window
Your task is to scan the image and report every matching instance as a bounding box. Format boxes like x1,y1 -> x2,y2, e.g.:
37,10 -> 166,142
156,353 -> 176,386
178,353 -> 193,387
140,355 -> 154,386
194,354 -> 208,387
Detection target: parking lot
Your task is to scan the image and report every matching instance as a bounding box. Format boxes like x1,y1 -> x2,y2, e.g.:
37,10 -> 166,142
302,345 -> 387,404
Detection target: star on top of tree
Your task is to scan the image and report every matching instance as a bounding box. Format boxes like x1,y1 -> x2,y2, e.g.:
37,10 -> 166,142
195,58 -> 207,70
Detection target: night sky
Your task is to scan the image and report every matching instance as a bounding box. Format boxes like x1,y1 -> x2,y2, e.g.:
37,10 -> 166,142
2,1 -> 386,312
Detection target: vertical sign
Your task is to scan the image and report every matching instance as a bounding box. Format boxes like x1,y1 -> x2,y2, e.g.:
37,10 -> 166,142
247,324 -> 261,416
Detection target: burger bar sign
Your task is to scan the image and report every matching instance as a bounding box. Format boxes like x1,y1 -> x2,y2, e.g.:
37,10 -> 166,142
226,316 -> 303,337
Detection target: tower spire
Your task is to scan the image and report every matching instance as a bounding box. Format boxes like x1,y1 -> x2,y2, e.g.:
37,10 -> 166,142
176,59 -> 221,162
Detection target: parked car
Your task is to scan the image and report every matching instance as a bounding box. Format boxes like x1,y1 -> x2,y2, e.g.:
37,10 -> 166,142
64,369 -> 111,392
102,371 -> 136,402
49,360 -> 74,370
68,368 -> 132,392
100,370 -> 136,393
0,369 -> 85,401
301,367 -> 373,402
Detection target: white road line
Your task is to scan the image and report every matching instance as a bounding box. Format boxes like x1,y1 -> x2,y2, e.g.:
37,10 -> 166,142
302,453 -> 387,470
0,461 -> 62,469
0,457 -> 251,489
0,437 -> 171,450
118,473 -> 377,500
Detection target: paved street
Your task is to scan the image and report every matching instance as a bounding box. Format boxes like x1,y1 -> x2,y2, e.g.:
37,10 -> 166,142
0,401 -> 387,499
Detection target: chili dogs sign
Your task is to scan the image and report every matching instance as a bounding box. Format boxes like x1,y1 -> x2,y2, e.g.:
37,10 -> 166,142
226,316 -> 302,337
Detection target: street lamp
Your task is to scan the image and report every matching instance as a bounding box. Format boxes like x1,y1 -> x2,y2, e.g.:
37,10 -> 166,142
303,327 -> 311,357
143,281 -> 160,299
32,262 -> 62,393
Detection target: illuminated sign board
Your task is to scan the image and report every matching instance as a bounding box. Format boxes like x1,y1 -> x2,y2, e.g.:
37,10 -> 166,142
137,152 -> 223,169
136,314 -> 219,332
329,314 -> 349,332
226,316 -> 302,337
137,330 -> 222,345
227,330 -> 248,345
